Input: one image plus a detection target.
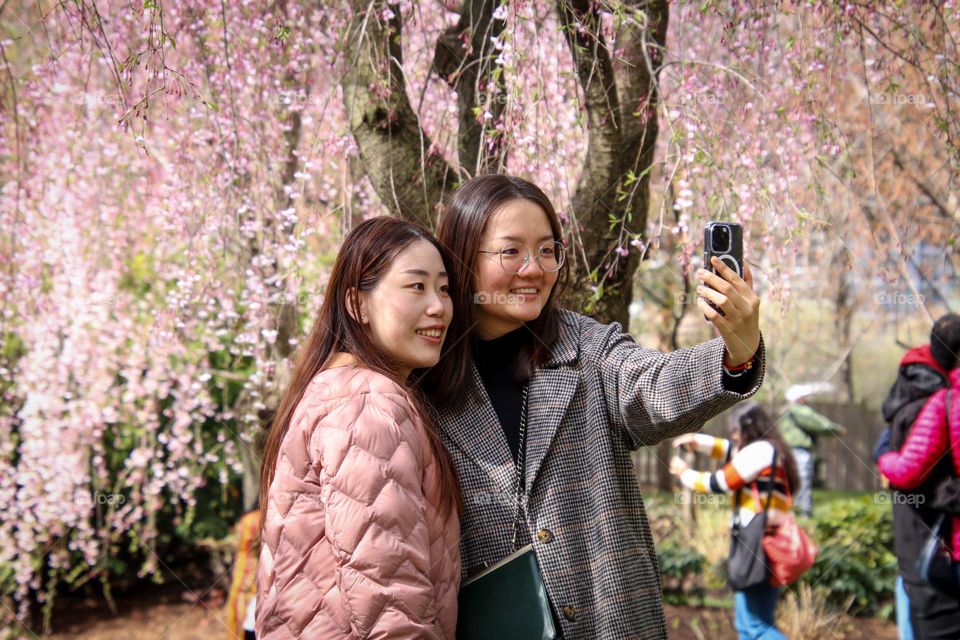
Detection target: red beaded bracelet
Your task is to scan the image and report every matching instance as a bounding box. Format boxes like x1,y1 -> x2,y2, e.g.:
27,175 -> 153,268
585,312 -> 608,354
724,358 -> 754,372
723,349 -> 757,375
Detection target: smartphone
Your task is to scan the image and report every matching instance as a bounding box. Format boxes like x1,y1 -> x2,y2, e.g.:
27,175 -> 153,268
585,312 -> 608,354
703,222 -> 743,316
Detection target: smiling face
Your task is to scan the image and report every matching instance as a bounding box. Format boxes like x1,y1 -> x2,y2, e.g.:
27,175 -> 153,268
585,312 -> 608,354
473,199 -> 559,340
357,239 -> 452,378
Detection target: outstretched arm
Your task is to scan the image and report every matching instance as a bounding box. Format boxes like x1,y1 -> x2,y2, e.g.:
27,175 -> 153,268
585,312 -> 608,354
593,320 -> 765,448
790,404 -> 845,436
674,440 -> 774,494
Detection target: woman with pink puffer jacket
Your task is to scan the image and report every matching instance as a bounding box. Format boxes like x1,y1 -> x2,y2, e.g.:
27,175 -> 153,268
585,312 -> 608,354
878,366 -> 960,560
256,218 -> 464,639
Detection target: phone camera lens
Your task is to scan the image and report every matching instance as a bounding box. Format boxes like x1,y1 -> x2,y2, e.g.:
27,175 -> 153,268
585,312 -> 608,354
712,226 -> 731,252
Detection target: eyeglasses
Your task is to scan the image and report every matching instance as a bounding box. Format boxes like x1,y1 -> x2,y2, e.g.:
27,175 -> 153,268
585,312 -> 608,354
478,241 -> 566,275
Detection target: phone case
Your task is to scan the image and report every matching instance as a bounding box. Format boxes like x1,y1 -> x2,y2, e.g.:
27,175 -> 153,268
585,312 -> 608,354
702,222 -> 743,317
704,222 -> 743,278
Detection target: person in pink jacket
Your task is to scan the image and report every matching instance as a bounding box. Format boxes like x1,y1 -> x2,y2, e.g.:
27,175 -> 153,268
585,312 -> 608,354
878,366 -> 960,560
256,217 -> 464,639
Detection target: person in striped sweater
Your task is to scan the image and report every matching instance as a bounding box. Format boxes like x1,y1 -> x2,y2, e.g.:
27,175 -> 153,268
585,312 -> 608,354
226,508 -> 260,640
670,402 -> 800,640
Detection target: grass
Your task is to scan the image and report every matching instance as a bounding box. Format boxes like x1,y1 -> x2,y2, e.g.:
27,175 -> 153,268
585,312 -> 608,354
778,582 -> 851,640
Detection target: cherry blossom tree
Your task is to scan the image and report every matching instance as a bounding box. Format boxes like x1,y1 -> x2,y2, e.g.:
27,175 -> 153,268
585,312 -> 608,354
0,0 -> 955,632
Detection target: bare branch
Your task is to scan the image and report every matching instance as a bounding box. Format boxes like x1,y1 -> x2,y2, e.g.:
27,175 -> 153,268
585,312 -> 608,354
891,149 -> 958,223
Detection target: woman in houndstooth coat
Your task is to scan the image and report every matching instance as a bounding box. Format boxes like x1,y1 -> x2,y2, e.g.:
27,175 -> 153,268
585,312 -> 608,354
420,175 -> 765,640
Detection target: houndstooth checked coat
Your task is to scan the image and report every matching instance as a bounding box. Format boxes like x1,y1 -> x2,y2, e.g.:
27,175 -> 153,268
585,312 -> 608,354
432,309 -> 764,639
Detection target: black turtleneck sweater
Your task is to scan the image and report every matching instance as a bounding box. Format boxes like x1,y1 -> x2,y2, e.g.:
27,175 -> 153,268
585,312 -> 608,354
472,326 -> 759,464
473,327 -> 529,463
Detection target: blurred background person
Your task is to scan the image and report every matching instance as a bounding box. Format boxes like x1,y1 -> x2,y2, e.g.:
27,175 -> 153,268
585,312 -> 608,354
225,506 -> 260,640
671,402 -> 800,640
876,313 -> 960,640
778,382 -> 846,517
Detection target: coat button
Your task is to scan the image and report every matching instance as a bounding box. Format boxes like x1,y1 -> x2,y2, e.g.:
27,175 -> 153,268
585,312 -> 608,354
563,605 -> 577,621
537,528 -> 555,543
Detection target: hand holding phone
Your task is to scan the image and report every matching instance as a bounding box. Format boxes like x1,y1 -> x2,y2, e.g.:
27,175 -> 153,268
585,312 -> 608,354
696,221 -> 761,367
704,222 -> 743,289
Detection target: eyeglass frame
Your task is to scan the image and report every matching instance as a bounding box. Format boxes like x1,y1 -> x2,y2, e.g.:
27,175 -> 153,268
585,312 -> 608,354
478,240 -> 567,274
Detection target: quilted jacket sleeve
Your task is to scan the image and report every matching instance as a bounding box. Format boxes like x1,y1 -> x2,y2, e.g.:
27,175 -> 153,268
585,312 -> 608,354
584,315 -> 765,448
313,389 -> 443,640
878,389 -> 948,489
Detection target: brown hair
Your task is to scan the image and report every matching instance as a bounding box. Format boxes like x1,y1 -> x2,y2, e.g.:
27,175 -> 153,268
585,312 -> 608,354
260,217 -> 462,527
731,403 -> 801,495
426,174 -> 569,394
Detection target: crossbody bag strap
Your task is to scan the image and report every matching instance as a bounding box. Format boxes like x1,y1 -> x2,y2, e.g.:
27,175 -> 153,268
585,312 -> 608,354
748,446 -> 778,518
510,385 -> 529,551
764,447 -> 778,518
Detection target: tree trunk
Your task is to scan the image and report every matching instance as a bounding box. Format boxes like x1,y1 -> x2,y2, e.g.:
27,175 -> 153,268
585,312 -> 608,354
341,0 -> 669,326
341,0 -> 455,229
832,244 -> 855,403
557,0 -> 669,326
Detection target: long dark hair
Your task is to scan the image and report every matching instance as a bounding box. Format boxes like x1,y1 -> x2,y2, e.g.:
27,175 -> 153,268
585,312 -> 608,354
732,402 -> 801,495
428,174 -> 569,393
260,217 -> 462,527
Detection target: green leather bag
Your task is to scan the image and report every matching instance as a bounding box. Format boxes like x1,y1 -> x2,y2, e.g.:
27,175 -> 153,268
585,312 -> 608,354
455,386 -> 557,640
456,544 -> 557,640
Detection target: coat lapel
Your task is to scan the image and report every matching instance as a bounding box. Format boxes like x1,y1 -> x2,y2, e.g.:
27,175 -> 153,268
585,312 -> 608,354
523,314 -> 580,491
437,312 -> 583,497
435,365 -> 516,496
524,367 -> 578,491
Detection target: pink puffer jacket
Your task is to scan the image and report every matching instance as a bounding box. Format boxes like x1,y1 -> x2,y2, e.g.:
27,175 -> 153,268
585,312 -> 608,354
879,367 -> 960,558
256,360 -> 461,639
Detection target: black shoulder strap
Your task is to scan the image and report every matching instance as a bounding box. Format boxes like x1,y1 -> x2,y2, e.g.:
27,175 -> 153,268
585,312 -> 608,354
762,446 -> 778,518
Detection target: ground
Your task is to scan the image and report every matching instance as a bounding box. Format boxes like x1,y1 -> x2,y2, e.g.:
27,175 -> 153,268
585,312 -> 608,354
38,589 -> 898,639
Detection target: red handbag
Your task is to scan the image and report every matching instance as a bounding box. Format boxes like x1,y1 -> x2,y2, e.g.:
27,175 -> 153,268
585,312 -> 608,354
759,474 -> 818,586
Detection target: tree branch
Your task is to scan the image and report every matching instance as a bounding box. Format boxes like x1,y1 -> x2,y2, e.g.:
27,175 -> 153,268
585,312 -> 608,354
341,0 -> 454,229
432,0 -> 507,176
891,149 -> 958,223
